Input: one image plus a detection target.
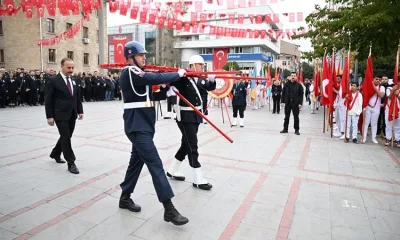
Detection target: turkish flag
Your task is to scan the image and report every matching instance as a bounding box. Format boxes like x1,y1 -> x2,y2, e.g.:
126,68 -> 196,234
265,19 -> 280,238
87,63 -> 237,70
192,23 -> 198,33
341,50 -> 350,99
176,20 -> 183,30
195,0 -> 202,12
167,18 -> 174,28
158,16 -> 165,27
148,11 -> 156,24
174,2 -> 182,13
199,24 -> 205,33
183,22 -> 191,32
228,14 -> 235,24
289,13 -> 295,22
209,26 -> 216,35
37,6 -> 44,17
130,5 -> 139,19
238,14 -> 244,24
361,54 -> 374,108
212,48 -> 228,70
297,12 -> 303,21
25,5 -> 33,18
200,13 -> 207,22
191,12 -> 197,23
388,49 -> 399,121
248,14 -> 254,24
139,12 -> 147,23
113,38 -> 127,63
256,14 -> 263,24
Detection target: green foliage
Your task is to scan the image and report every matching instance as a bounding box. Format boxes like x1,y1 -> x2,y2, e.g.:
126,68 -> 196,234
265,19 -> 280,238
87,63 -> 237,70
222,61 -> 240,71
293,0 -> 400,76
301,62 -> 314,79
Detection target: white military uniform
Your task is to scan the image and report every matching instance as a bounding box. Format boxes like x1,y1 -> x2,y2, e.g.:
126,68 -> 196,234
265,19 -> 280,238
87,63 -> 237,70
385,87 -> 400,142
363,85 -> 385,143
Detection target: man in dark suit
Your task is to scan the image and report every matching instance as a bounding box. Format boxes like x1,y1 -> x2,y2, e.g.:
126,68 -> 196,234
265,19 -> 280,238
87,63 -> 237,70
280,72 -> 304,135
45,58 -> 84,174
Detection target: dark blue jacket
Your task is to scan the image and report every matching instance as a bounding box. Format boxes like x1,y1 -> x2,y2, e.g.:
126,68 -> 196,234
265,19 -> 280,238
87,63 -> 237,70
119,67 -> 182,133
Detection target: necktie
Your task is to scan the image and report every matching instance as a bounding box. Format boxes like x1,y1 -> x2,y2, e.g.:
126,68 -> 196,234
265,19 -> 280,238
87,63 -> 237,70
66,76 -> 73,96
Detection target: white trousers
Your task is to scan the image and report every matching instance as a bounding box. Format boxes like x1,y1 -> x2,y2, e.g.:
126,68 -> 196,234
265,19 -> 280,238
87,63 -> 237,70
363,106 -> 380,140
346,114 -> 359,139
385,112 -> 400,140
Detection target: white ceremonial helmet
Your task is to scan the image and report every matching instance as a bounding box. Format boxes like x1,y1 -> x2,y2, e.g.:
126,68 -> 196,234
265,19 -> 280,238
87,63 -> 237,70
189,55 -> 205,65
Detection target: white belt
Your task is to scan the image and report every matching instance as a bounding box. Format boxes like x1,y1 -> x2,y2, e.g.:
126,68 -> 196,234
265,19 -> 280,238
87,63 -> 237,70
179,106 -> 201,111
124,101 -> 154,109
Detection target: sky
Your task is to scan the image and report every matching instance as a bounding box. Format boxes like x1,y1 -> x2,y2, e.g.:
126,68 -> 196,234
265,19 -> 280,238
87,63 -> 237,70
106,0 -> 330,52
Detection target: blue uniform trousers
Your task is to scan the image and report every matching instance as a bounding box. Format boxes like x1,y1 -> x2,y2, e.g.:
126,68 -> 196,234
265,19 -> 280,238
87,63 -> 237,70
120,131 -> 174,202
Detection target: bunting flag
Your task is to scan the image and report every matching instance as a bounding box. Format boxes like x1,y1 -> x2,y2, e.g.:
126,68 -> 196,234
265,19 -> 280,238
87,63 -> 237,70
361,51 -> 375,108
37,17 -> 85,45
389,47 -> 399,121
341,50 -> 350,100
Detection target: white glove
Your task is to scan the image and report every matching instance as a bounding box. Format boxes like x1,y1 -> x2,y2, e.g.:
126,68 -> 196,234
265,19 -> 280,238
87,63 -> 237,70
161,84 -> 166,88
208,74 -> 216,82
171,86 -> 179,92
178,69 -> 186,77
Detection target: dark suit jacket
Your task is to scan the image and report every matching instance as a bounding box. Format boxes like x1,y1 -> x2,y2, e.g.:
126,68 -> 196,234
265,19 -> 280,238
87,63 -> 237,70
281,81 -> 304,106
45,73 -> 83,121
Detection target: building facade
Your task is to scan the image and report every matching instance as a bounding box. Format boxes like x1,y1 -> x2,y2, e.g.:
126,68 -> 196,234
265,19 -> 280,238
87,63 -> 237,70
0,7 -> 107,73
274,40 -> 301,72
107,24 -> 181,66
173,5 -> 282,72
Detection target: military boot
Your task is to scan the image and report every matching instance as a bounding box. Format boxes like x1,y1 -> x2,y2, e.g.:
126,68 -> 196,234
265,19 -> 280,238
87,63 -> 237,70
163,199 -> 189,226
119,192 -> 141,212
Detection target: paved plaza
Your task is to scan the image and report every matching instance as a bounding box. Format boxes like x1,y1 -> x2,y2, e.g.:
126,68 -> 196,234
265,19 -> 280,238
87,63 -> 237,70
0,100 -> 399,240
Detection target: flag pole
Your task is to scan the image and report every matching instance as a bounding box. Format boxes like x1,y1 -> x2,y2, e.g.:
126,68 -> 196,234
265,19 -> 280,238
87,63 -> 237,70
391,40 -> 400,147
344,43 -> 351,142
331,46 -> 337,138
362,43 -> 373,144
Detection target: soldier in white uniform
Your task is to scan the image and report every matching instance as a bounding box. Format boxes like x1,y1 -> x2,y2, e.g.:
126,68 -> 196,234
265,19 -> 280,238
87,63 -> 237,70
384,84 -> 400,146
363,76 -> 385,143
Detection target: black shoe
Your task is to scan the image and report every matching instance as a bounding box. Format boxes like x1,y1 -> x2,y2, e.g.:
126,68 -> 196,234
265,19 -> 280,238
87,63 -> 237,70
166,172 -> 185,181
50,155 -> 66,163
272,112 -> 276,114
193,183 -> 213,190
353,138 -> 358,144
163,200 -> 189,226
68,163 -> 79,174
119,192 -> 141,212
345,138 -> 350,143
164,117 -> 171,119
295,131 -> 300,135
280,129 -> 288,133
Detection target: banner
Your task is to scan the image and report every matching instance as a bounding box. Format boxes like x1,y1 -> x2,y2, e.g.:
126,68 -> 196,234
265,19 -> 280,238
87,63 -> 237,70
212,48 -> 229,70
113,37 -> 127,63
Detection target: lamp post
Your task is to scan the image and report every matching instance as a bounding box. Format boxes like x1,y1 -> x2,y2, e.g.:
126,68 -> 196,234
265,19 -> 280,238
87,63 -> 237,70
98,1 -> 107,73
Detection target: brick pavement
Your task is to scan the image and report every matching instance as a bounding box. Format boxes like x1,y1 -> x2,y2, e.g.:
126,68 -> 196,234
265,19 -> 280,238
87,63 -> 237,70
0,101 -> 399,240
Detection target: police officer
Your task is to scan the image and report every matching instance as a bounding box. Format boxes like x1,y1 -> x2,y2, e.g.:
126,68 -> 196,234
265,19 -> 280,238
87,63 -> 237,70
119,41 -> 189,225
231,78 -> 248,127
166,55 -> 216,190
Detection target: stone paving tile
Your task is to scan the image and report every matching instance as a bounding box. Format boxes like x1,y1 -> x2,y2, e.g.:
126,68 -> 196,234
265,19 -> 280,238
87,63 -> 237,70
1,101 -> 400,240
0,227 -> 18,240
0,203 -> 69,235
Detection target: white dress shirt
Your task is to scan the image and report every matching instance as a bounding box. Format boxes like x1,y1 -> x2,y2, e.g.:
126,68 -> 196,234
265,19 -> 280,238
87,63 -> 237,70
60,72 -> 73,96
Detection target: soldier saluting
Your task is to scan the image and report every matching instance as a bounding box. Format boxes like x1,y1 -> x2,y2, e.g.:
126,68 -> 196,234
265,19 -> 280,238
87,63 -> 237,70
118,41 -> 189,226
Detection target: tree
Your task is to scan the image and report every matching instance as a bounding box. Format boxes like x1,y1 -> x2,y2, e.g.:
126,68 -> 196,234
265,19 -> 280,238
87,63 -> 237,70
222,61 -> 240,71
293,0 -> 400,75
301,62 -> 314,79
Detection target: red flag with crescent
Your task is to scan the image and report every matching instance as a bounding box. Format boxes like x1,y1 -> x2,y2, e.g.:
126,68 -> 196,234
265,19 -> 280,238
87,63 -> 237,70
113,38 -> 127,64
212,48 -> 228,70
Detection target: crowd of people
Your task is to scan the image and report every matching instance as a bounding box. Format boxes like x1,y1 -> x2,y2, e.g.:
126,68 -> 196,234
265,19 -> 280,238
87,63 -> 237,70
0,68 -> 122,108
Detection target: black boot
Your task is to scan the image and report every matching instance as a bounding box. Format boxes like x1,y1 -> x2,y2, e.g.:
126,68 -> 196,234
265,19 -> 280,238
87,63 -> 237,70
119,192 -> 141,212
163,199 -> 189,226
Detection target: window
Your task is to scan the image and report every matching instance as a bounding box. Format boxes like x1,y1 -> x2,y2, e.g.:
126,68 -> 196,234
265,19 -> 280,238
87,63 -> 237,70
48,49 -> 56,62
66,23 -> 72,30
0,21 -> 3,35
0,49 -> 4,63
67,51 -> 73,60
96,30 -> 99,42
282,61 -> 287,66
84,53 -> 89,65
46,18 -> 55,33
199,48 -> 212,54
83,27 -> 89,38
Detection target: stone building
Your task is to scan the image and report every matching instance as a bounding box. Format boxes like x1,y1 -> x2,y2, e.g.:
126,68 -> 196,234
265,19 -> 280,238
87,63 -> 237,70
0,6 -> 107,73
274,40 -> 301,72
